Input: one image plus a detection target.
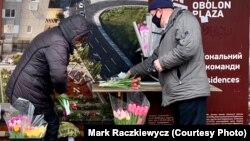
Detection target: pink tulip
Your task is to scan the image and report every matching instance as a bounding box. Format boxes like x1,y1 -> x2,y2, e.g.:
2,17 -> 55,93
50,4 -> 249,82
120,110 -> 127,119
131,104 -> 137,113
128,103 -> 133,112
136,105 -> 141,111
138,107 -> 144,116
8,122 -> 13,130
113,110 -> 119,118
22,115 -> 30,123
117,109 -> 122,116
134,108 -> 140,116
125,111 -> 131,120
142,106 -> 149,116
137,118 -> 143,124
15,119 -> 21,128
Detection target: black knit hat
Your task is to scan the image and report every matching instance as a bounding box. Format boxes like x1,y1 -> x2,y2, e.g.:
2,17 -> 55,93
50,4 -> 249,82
148,0 -> 173,12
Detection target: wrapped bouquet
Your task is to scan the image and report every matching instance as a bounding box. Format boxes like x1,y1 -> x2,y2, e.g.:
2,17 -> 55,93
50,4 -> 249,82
99,72 -> 141,89
3,98 -> 47,139
109,92 -> 150,125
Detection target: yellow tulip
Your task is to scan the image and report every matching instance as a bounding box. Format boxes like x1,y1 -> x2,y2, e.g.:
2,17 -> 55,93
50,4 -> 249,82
25,126 -> 47,138
13,123 -> 20,132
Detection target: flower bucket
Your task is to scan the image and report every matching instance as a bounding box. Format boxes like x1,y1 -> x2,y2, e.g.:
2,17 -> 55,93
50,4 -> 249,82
3,98 -> 47,140
109,92 -> 150,125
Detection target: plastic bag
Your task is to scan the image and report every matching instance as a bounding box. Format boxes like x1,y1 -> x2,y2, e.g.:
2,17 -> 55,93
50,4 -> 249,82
109,92 -> 150,125
3,98 -> 47,139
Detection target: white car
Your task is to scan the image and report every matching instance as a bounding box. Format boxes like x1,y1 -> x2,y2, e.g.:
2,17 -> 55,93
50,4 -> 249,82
78,2 -> 84,8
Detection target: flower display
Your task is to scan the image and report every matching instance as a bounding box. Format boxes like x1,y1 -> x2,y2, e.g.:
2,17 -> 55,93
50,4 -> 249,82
128,103 -> 149,124
99,76 -> 141,89
6,114 -> 47,138
3,98 -> 47,139
113,103 -> 149,125
109,92 -> 150,125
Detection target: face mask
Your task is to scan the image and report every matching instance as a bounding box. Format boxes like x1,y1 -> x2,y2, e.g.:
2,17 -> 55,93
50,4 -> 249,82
152,14 -> 162,28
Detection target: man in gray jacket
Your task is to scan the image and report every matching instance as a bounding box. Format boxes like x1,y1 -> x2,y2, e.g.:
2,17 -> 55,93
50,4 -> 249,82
6,14 -> 90,140
127,0 -> 210,125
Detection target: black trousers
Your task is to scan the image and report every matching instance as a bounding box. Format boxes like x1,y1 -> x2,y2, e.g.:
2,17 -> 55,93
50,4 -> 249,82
44,109 -> 60,141
171,97 -> 207,125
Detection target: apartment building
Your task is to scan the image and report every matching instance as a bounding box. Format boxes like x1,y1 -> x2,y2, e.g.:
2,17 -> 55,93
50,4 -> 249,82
2,0 -> 49,55
0,1 -> 3,56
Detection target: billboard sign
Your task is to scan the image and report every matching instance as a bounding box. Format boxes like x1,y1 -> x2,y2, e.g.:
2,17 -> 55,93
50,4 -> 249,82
147,0 -> 249,125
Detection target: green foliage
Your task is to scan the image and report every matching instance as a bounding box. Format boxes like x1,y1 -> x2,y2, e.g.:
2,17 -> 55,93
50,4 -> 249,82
58,121 -> 80,138
9,132 -> 25,139
100,6 -> 147,63
88,62 -> 102,81
74,44 -> 102,81
77,44 -> 89,60
11,53 -> 22,65
0,69 -> 11,103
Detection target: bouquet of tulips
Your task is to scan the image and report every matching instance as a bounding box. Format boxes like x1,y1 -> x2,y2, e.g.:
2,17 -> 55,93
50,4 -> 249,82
109,92 -> 150,125
99,72 -> 141,89
3,98 -> 47,139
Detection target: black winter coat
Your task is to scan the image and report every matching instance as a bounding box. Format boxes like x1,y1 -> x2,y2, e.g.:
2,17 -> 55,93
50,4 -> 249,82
6,15 -> 90,114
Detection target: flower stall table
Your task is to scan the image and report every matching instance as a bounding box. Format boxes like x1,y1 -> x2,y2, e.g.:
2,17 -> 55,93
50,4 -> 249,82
92,83 -> 222,97
92,82 -> 162,104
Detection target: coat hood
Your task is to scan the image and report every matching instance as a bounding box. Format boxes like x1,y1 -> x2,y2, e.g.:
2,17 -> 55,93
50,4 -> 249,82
59,15 -> 90,53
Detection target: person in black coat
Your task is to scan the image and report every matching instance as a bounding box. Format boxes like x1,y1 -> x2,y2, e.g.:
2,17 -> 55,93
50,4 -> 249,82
6,14 -> 90,140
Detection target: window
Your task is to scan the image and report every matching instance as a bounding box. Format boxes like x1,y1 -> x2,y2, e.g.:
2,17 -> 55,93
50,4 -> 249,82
27,26 -> 32,33
4,34 -> 13,41
4,24 -> 19,33
4,24 -> 14,33
29,3 -> 39,11
5,9 -> 15,18
29,0 -> 39,11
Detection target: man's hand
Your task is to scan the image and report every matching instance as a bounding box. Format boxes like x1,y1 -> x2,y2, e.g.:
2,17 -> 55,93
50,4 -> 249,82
126,70 -> 131,78
154,59 -> 163,72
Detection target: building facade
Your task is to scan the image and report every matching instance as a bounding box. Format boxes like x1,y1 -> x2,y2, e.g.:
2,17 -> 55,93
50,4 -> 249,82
0,1 -> 3,56
2,0 -> 49,54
